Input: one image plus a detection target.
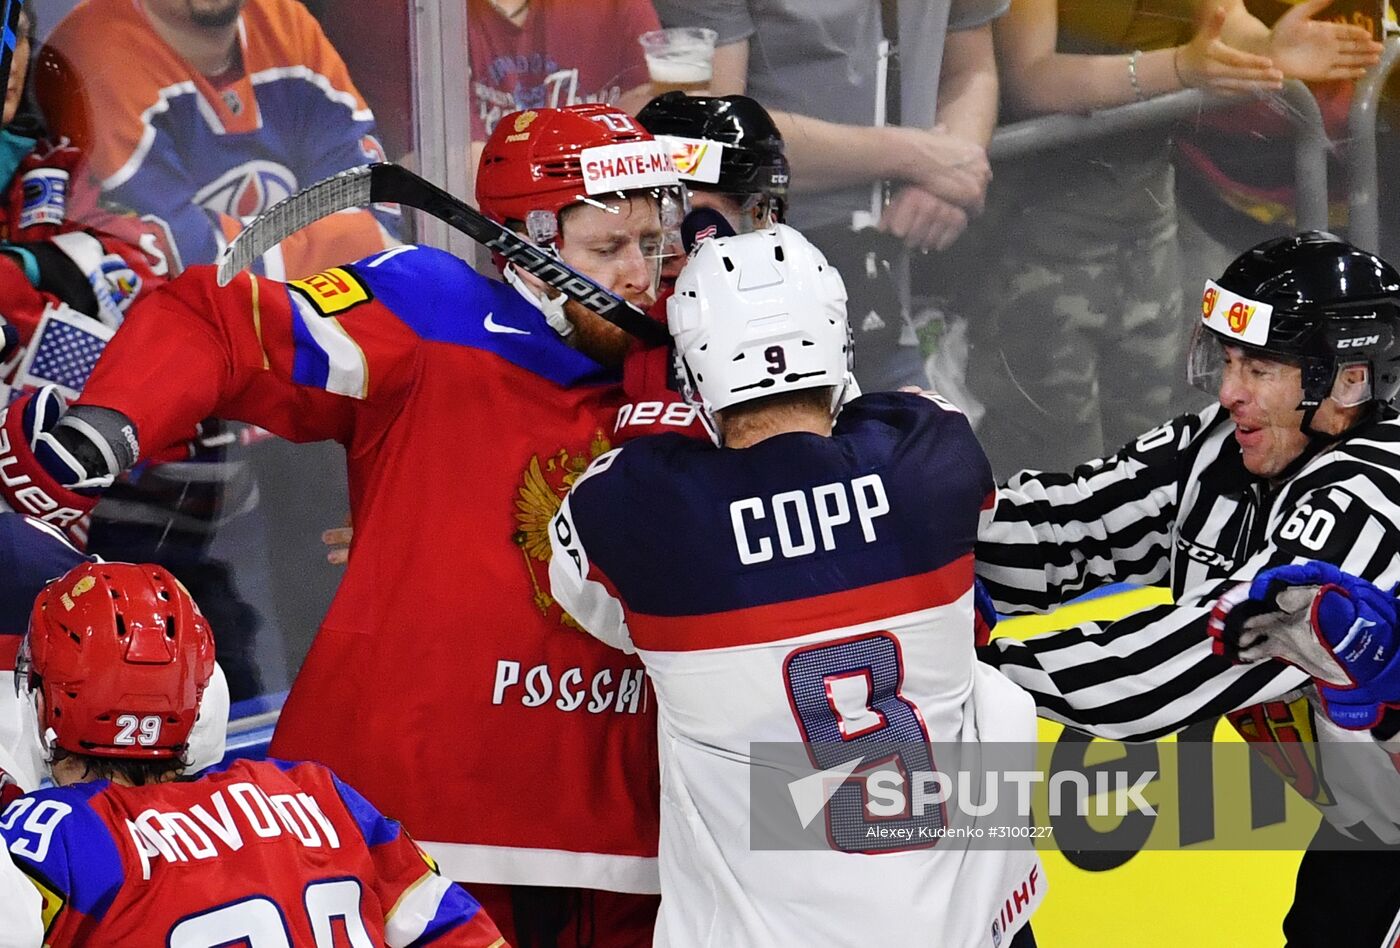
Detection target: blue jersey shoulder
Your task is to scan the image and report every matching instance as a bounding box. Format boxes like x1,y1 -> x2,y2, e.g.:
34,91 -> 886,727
346,245 -> 617,387
0,514 -> 91,636
569,392 -> 992,617
1,782 -> 124,922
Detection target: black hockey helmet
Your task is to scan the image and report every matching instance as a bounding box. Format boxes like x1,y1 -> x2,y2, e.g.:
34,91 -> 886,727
1188,231 -> 1400,407
637,92 -> 788,219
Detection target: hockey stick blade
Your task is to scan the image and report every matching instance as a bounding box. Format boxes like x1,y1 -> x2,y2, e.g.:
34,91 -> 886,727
217,162 -> 668,347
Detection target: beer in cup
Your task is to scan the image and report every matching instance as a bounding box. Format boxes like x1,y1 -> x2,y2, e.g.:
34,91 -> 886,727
638,27 -> 717,95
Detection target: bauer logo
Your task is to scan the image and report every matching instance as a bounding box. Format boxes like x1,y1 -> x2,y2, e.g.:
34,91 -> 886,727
289,267 -> 371,316
19,168 -> 68,229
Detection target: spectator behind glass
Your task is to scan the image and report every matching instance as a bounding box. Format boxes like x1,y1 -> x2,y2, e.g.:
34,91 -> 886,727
467,0 -> 660,190
960,0 -> 1365,477
1173,0 -> 1382,321
0,0 -> 170,356
653,0 -> 1001,393
26,0 -> 404,701
34,0 -> 400,281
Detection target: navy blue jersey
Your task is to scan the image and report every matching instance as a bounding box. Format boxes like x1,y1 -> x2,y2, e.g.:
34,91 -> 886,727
553,392 -> 994,651
0,514 -> 89,641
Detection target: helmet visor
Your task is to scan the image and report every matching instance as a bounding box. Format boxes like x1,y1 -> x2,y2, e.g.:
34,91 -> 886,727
557,185 -> 688,300
1186,320 -> 1226,395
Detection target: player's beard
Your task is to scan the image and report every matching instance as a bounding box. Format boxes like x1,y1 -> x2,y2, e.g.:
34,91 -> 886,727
187,0 -> 245,28
565,299 -> 634,369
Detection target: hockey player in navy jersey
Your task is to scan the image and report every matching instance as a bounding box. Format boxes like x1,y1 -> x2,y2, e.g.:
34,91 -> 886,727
0,513 -> 90,796
549,225 -> 1042,947
0,561 -> 503,947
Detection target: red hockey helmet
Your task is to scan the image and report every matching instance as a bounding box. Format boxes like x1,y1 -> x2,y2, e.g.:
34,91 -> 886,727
18,562 -> 215,761
476,103 -> 685,246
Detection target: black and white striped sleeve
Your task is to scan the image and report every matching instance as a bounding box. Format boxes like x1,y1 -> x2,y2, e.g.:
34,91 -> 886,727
980,603 -> 1307,740
981,468 -> 1400,741
976,412 -> 1203,614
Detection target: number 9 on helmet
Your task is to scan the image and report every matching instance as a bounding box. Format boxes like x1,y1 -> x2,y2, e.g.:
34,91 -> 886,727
668,224 -> 854,443
16,563 -> 216,765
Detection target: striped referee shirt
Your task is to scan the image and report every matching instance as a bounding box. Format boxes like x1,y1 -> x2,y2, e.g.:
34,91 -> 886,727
978,403 -> 1400,840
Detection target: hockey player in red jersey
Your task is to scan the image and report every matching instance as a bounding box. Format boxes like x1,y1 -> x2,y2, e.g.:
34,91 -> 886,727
0,103 -> 686,946
0,562 -> 502,946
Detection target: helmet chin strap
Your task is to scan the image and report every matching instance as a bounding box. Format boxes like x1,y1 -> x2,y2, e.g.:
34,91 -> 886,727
503,263 -> 574,338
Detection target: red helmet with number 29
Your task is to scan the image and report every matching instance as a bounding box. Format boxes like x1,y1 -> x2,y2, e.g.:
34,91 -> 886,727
19,562 -> 215,761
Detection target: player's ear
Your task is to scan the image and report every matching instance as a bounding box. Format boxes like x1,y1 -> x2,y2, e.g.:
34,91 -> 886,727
1330,363 -> 1372,408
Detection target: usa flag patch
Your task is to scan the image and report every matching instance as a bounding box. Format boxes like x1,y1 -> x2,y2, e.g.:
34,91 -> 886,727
10,304 -> 114,401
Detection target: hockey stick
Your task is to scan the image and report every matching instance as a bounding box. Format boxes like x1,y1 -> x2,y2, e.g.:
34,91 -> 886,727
216,162 -> 669,346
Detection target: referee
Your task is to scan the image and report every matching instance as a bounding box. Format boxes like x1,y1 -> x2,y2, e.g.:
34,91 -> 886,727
977,231 -> 1400,947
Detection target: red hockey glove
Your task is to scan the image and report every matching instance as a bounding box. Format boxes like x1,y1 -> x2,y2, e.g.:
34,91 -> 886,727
0,767 -> 21,809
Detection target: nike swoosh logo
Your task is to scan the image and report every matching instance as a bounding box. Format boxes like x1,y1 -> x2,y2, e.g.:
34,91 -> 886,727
483,312 -> 529,335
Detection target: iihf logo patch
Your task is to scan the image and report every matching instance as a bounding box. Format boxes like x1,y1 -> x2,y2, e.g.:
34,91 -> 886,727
221,89 -> 244,115
990,918 -> 1003,947
99,254 -> 142,311
19,168 -> 69,229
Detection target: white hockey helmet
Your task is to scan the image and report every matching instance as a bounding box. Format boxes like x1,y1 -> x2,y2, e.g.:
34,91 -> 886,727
667,224 -> 852,436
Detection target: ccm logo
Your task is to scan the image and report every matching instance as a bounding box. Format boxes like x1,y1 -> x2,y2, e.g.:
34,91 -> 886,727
1337,335 -> 1380,349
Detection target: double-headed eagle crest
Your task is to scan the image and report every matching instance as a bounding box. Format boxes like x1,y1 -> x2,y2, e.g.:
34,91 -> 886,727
513,430 -> 612,627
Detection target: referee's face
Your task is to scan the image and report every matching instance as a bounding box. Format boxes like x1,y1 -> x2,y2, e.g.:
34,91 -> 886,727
1218,346 -> 1309,479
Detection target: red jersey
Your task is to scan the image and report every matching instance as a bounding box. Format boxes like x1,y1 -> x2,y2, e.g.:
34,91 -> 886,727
0,758 -> 502,946
468,0 -> 659,140
75,245 -> 661,892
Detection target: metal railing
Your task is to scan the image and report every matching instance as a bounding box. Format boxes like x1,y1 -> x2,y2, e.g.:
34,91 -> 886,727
1348,35 -> 1400,253
988,80 -> 1330,231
